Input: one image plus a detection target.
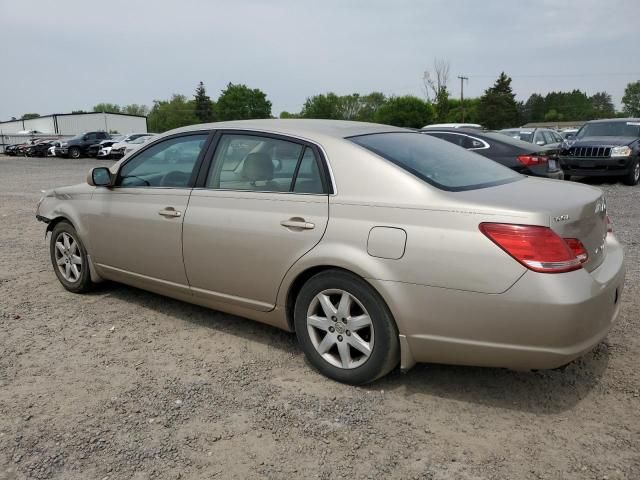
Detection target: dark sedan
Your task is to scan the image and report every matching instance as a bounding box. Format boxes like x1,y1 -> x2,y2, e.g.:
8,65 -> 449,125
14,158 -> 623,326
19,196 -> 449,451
421,127 -> 564,179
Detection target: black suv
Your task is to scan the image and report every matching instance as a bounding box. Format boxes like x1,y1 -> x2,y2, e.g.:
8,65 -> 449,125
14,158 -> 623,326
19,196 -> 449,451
559,118 -> 640,185
55,131 -> 110,159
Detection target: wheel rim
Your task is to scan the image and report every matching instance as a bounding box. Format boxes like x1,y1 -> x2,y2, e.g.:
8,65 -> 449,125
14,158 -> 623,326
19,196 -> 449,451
306,289 -> 374,369
71,149 -> 79,158
54,232 -> 82,282
634,162 -> 639,182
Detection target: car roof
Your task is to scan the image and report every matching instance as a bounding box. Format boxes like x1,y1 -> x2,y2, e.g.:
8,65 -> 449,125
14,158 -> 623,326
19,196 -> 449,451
169,119 -> 409,141
584,117 -> 640,124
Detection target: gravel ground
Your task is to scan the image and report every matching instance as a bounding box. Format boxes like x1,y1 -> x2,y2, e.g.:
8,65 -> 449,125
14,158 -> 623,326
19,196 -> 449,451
0,155 -> 638,480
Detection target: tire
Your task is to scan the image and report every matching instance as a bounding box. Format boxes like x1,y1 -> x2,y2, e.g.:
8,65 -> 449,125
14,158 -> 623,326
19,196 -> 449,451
294,270 -> 399,385
69,147 -> 81,159
564,174 -> 571,181
623,159 -> 640,186
49,221 -> 93,293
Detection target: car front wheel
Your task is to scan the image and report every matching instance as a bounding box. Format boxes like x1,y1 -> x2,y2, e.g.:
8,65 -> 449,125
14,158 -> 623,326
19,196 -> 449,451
294,270 -> 399,384
623,159 -> 640,186
49,222 -> 93,293
69,147 -> 81,159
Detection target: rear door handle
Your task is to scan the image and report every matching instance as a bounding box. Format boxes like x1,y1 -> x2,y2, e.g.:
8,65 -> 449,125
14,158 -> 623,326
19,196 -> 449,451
158,207 -> 182,218
280,218 -> 315,230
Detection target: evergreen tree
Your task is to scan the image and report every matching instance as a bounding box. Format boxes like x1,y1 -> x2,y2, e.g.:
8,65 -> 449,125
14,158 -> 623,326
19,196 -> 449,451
622,81 -> 640,117
193,81 -> 215,123
477,72 -> 519,129
589,92 -> 615,119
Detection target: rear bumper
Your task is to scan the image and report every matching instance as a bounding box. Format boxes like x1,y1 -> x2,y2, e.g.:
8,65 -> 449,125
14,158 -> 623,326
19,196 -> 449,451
371,235 -> 625,370
560,156 -> 634,177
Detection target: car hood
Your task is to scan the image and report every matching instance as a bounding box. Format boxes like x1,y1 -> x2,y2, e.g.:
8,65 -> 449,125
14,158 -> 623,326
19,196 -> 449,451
569,136 -> 636,147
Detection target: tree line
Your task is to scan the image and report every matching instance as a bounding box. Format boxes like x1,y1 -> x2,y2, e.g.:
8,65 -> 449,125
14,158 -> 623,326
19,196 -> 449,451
12,76 -> 640,132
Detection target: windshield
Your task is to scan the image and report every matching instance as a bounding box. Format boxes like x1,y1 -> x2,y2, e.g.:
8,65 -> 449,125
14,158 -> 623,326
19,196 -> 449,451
576,121 -> 640,138
350,132 -> 521,191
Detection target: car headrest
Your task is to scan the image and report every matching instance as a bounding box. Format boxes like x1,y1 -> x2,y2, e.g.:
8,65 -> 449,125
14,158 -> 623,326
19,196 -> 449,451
242,152 -> 274,182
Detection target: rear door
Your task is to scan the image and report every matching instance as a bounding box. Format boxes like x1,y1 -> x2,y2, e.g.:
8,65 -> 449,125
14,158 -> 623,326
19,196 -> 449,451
182,131 -> 330,311
89,132 -> 211,287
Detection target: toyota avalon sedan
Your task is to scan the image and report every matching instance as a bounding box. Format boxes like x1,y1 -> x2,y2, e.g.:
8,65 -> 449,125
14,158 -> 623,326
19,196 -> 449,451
36,119 -> 625,384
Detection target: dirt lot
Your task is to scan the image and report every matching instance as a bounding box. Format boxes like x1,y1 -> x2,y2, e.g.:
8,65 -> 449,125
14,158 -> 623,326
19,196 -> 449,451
0,155 -> 638,480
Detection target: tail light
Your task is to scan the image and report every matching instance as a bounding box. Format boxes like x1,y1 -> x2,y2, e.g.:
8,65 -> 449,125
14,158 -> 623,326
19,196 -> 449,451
517,155 -> 548,167
479,223 -> 584,273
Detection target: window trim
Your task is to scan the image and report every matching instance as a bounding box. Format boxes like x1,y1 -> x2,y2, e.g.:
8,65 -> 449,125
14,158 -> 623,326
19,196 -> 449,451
113,131 -> 215,189
195,129 -> 334,195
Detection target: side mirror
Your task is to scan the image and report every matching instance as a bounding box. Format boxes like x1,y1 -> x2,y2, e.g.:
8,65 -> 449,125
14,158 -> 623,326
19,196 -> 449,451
88,167 -> 112,186
565,134 -> 574,140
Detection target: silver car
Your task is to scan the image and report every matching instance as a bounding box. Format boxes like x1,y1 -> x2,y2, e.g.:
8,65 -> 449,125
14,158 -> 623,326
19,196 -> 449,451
36,120 -> 625,384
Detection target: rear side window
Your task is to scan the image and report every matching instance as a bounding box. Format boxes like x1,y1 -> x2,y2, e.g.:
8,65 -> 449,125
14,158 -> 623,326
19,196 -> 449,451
350,132 -> 521,191
208,134 -> 326,194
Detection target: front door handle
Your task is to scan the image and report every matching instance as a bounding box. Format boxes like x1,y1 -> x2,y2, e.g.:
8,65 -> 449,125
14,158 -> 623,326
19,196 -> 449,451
158,207 -> 182,218
280,218 -> 315,230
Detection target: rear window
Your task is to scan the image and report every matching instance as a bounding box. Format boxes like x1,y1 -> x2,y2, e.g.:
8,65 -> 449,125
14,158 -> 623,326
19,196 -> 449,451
350,132 -> 521,191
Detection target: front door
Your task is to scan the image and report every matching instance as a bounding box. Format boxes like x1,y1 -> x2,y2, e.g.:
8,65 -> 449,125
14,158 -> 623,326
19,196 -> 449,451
183,132 -> 330,311
89,132 -> 210,286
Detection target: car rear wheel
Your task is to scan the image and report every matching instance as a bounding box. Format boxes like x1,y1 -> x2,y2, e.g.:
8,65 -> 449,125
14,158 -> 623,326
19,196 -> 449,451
623,159 -> 640,186
49,222 -> 93,293
294,270 -> 399,384
69,147 -> 81,159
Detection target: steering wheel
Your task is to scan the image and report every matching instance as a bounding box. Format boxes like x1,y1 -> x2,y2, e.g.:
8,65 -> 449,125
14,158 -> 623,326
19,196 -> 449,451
160,170 -> 189,187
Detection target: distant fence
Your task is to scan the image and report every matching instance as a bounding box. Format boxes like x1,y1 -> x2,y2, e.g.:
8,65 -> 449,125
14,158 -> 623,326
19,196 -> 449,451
0,133 -> 74,154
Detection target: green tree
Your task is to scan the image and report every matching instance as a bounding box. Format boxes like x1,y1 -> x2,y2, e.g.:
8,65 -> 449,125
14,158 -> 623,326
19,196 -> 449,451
193,81 -> 215,123
300,93 -> 344,119
434,86 -> 450,123
522,94 -> 546,123
357,92 -> 386,122
216,83 -> 271,121
279,111 -> 298,119
374,95 -> 434,128
93,103 -> 121,113
589,92 -> 615,119
21,113 -> 40,120
477,72 -> 519,129
445,97 -> 481,123
122,104 -> 149,116
147,94 -> 198,132
622,81 -> 640,117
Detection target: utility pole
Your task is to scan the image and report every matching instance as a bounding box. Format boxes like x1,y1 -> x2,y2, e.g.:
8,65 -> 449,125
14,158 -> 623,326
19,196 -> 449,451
458,75 -> 468,122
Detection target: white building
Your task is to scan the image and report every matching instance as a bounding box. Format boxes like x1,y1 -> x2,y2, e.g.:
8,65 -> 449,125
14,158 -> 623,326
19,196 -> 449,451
0,112 -> 147,136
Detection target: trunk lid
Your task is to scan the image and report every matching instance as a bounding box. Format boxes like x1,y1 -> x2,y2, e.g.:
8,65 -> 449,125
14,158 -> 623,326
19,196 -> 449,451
447,177 -> 608,272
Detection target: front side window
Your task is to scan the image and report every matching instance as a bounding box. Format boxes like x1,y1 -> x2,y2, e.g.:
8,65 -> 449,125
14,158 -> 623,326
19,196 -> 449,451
207,134 -> 325,193
117,134 -> 207,188
352,132 -> 521,191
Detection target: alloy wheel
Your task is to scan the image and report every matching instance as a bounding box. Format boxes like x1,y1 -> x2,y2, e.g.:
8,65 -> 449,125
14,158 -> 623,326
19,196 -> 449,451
54,232 -> 82,283
306,289 -> 374,369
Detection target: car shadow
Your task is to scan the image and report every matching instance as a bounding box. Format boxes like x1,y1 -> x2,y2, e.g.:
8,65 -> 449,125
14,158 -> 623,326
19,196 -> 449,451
88,282 -> 610,415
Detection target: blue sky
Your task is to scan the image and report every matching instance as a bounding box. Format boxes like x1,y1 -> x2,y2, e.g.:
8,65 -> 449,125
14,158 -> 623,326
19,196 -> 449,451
1,0 -> 638,120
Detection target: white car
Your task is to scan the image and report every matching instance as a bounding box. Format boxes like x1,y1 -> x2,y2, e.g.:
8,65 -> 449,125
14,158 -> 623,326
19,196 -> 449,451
47,141 -> 62,157
107,133 -> 155,159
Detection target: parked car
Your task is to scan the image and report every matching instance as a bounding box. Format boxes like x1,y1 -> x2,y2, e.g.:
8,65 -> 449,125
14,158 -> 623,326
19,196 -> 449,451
36,119 -> 625,385
560,128 -> 579,140
26,139 -> 58,157
421,127 -> 564,179
55,131 -> 111,159
559,118 -> 640,185
48,141 -> 62,157
108,133 -> 155,159
4,143 -> 19,155
15,139 -> 40,156
499,127 -> 563,149
88,135 -> 126,158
